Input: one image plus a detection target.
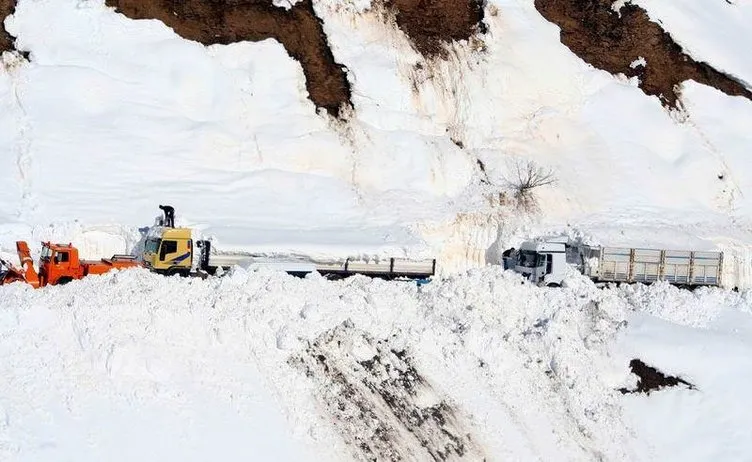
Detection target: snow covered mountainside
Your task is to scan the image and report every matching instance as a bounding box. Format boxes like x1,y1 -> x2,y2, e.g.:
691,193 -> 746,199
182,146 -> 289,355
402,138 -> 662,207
0,0 -> 751,277
2,0 -> 752,460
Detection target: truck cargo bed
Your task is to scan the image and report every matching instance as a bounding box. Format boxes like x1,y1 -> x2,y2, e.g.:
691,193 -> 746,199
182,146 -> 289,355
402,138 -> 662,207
587,246 -> 722,286
314,258 -> 436,280
204,249 -> 435,280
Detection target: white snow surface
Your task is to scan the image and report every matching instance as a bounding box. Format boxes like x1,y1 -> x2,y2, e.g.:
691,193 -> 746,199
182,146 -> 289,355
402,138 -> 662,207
1,268 -> 752,461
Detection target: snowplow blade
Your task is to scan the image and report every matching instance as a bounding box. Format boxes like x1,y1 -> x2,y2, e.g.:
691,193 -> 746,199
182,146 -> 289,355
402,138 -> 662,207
0,256 -> 27,286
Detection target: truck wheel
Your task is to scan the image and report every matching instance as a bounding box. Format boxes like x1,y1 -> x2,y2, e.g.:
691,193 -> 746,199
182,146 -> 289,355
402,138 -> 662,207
58,277 -> 74,285
166,268 -> 190,278
546,282 -> 561,288
324,273 -> 345,281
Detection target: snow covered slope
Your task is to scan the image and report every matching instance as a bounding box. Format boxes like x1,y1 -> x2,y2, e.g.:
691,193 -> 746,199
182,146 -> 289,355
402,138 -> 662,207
0,0 -> 751,280
1,268 -> 751,461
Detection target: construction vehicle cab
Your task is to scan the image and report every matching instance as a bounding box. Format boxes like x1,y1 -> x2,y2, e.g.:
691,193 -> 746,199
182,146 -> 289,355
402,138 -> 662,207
142,227 -> 194,276
512,240 -> 567,287
38,242 -> 140,286
38,242 -> 81,286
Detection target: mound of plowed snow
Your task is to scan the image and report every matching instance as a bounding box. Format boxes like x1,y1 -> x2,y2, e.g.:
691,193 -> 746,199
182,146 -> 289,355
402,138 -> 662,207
1,268 -> 751,461
2,0 -> 752,272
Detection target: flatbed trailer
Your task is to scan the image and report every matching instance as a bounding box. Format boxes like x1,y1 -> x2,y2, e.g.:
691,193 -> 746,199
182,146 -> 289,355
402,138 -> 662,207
201,242 -> 436,280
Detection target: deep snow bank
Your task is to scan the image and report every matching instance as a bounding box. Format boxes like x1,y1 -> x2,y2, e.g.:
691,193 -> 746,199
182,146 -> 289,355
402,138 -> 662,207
1,0 -> 752,275
1,267 -> 751,461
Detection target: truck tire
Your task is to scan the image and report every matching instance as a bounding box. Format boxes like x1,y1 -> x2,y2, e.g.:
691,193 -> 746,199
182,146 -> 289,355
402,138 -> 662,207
166,268 -> 190,278
546,282 -> 560,288
323,273 -> 346,281
57,277 -> 74,285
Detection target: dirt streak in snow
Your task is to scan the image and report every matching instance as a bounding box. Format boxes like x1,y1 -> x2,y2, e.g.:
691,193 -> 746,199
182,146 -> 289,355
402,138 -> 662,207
290,321 -> 486,461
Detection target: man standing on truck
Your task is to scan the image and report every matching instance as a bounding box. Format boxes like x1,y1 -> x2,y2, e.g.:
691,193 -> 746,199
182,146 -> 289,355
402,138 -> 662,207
159,204 -> 175,228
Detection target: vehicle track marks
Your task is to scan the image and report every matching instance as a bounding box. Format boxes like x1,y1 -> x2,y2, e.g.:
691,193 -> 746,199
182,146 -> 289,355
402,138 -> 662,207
290,321 -> 486,461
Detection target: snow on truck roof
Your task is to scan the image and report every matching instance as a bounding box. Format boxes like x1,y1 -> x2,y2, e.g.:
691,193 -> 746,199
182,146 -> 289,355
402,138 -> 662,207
146,227 -> 191,240
519,241 -> 566,252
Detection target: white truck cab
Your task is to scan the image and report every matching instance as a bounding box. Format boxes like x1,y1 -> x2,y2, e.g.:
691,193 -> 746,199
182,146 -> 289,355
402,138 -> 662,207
513,240 -> 567,287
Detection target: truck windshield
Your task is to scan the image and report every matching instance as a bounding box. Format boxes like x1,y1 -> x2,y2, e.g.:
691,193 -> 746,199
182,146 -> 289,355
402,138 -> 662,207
519,250 -> 543,268
144,238 -> 161,254
40,246 -> 52,260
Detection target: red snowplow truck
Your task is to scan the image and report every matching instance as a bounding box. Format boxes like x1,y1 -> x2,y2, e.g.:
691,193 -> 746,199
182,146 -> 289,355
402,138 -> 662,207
0,241 -> 141,288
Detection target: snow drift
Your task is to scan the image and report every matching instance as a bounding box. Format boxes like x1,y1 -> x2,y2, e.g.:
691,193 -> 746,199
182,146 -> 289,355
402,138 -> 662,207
1,268 -> 752,461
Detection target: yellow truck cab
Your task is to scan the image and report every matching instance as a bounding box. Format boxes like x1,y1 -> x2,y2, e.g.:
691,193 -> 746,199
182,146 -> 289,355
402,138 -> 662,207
142,227 -> 194,276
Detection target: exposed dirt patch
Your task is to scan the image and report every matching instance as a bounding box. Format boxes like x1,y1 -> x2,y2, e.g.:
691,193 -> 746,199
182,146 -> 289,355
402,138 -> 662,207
105,0 -> 351,117
289,320 -> 485,461
535,0 -> 752,107
381,0 -> 486,57
619,359 -> 695,395
0,0 -> 16,53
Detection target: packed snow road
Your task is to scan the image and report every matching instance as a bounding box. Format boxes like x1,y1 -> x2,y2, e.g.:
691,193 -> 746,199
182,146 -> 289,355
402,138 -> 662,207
1,267 -> 751,461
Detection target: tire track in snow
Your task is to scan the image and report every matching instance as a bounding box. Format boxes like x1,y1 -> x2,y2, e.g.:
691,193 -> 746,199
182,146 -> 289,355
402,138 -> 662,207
682,114 -> 743,213
3,54 -> 36,220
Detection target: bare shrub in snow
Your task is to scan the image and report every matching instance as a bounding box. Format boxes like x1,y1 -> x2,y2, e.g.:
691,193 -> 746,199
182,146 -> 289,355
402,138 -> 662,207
505,159 -> 556,211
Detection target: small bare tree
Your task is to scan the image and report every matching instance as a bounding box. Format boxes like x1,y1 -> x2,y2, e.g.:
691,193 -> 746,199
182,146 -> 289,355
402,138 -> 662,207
505,159 -> 556,211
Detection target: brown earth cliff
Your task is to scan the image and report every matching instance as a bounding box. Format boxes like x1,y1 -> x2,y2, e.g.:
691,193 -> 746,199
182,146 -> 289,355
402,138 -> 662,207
535,0 -> 752,107
383,0 -> 486,56
0,0 -> 15,52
